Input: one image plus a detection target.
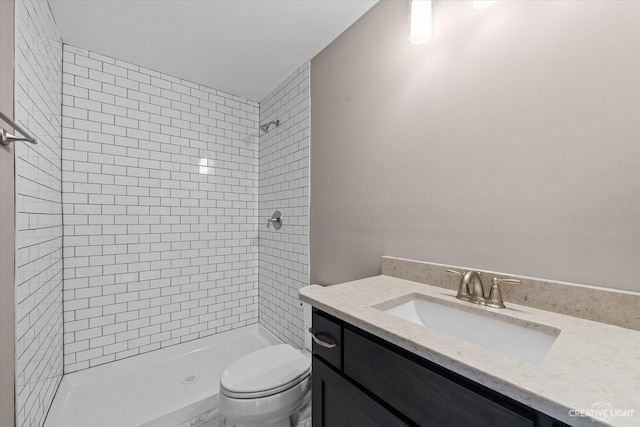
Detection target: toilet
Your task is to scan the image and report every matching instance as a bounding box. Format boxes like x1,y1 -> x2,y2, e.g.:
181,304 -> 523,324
218,285 -> 320,427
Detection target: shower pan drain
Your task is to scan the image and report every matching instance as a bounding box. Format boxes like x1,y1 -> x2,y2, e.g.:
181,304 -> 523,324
181,374 -> 200,385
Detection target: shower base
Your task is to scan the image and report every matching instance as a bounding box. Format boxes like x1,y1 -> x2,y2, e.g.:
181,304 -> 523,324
44,324 -> 281,427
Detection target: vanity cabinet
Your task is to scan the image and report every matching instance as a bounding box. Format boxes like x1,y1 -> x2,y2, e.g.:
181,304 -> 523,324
313,357 -> 408,427
311,309 -> 569,427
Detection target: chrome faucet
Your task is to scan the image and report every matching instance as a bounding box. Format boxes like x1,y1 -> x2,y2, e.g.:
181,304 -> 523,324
445,269 -> 520,309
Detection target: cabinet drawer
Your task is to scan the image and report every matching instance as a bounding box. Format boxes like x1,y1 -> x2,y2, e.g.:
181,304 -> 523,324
311,310 -> 342,370
344,328 -> 535,427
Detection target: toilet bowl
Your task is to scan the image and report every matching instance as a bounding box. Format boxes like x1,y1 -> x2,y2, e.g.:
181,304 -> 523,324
218,344 -> 311,427
218,285 -> 320,427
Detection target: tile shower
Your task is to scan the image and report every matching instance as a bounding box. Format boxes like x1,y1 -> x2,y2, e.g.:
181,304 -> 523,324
14,1 -> 63,426
14,0 -> 310,424
61,44 -> 261,373
258,62 -> 310,349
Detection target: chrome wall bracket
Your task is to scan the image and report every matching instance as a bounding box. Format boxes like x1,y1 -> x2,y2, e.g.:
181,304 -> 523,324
1,128 -> 34,146
0,111 -> 37,145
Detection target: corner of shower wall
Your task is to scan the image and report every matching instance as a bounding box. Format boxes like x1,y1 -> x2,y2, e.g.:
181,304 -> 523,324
14,0 -> 64,426
258,61 -> 310,348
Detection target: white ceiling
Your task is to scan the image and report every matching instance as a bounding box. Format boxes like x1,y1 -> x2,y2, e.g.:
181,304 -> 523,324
49,0 -> 377,102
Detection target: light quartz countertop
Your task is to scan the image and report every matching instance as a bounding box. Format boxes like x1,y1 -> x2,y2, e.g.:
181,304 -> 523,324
299,275 -> 640,427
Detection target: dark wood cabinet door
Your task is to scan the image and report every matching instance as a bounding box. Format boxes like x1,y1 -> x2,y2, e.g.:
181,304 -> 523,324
312,356 -> 410,427
343,328 -> 536,427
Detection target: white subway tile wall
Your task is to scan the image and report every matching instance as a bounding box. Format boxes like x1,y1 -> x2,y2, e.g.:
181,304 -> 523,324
258,62 -> 310,347
15,1 -> 64,426
61,45 -> 260,373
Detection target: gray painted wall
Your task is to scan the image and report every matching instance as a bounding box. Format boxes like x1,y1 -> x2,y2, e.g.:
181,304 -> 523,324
0,1 -> 15,425
310,0 -> 640,292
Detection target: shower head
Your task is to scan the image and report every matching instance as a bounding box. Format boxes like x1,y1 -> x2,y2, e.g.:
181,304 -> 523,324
260,120 -> 280,133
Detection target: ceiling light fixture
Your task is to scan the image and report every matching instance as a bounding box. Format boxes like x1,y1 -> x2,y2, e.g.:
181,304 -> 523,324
470,0 -> 496,10
409,0 -> 433,44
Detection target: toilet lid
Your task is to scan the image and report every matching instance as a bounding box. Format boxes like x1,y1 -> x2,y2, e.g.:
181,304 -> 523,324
220,344 -> 311,395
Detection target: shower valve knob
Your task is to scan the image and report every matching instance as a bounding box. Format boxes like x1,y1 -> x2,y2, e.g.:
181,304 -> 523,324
267,211 -> 283,230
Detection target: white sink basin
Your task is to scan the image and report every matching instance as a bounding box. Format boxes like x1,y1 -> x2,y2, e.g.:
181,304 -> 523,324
380,296 -> 559,364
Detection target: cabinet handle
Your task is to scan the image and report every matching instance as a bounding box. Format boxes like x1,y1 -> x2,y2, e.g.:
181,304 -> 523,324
312,332 -> 337,349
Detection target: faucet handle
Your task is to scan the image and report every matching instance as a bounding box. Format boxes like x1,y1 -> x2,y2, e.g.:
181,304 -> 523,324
486,277 -> 520,308
445,269 -> 482,278
492,277 -> 520,286
445,269 -> 462,276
